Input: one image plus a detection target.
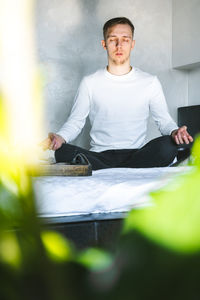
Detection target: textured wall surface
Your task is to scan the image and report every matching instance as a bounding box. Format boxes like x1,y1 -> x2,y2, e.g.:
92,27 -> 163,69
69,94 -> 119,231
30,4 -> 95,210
172,0 -> 200,68
188,68 -> 200,106
36,0 -> 188,148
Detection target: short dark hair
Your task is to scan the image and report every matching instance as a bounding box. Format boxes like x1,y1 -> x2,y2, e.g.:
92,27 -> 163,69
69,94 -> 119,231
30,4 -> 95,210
103,17 -> 135,40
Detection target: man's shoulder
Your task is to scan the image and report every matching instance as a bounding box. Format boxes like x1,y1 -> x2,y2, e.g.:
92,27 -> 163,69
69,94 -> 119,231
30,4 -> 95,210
79,69 -> 105,91
133,67 -> 156,82
83,69 -> 105,82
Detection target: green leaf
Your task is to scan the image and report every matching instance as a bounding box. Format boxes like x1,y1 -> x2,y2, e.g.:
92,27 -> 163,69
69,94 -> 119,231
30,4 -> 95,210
41,231 -> 73,262
77,248 -> 113,272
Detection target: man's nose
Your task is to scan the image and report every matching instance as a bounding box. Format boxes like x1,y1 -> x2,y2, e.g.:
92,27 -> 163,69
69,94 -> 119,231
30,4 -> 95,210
116,40 -> 122,47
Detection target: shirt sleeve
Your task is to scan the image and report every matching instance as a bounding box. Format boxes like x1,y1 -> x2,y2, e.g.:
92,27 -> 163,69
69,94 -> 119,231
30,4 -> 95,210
56,78 -> 90,143
149,76 -> 178,135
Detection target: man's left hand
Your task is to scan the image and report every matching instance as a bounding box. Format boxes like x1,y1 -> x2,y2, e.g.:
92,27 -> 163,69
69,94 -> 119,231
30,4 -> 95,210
171,126 -> 193,145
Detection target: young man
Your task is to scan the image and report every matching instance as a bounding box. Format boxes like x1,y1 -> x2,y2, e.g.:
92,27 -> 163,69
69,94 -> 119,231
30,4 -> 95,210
41,17 -> 193,170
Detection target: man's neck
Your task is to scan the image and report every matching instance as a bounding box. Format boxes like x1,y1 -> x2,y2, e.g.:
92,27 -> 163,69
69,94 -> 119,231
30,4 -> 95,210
107,62 -> 132,76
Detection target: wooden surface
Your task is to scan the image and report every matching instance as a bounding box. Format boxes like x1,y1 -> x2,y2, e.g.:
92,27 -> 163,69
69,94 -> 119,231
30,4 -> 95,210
30,162 -> 92,176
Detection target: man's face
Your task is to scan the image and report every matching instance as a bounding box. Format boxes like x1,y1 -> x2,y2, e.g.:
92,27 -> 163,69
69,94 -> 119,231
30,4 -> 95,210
102,24 -> 135,66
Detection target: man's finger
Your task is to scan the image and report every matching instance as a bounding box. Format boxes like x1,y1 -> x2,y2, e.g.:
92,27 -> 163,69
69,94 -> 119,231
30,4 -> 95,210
181,128 -> 193,144
48,133 -> 53,140
188,135 -> 193,142
52,140 -> 58,151
185,130 -> 193,142
174,135 -> 180,144
49,137 -> 56,150
180,125 -> 187,131
182,134 -> 189,144
177,131 -> 184,144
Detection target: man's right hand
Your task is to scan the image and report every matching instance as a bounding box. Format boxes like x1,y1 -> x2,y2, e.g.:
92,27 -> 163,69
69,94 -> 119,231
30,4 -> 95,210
40,133 -> 66,151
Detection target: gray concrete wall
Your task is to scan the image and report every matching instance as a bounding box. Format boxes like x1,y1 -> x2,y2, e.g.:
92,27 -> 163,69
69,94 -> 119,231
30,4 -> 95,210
36,0 -> 188,148
188,68 -> 200,106
172,0 -> 200,69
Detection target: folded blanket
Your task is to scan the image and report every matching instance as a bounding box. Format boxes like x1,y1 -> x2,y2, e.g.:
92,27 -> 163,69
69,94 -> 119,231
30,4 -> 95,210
33,166 -> 192,219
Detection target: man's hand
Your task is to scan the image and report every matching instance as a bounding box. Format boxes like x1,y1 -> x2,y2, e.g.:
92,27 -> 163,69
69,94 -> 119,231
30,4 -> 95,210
171,126 -> 193,145
40,133 -> 66,151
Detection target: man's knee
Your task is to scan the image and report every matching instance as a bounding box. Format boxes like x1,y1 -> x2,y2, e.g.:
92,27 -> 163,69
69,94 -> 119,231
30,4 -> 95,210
156,135 -> 178,163
55,143 -> 76,162
159,135 -> 176,148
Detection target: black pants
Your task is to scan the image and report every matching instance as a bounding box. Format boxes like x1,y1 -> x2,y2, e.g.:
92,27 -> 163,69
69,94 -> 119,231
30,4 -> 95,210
55,135 -> 184,170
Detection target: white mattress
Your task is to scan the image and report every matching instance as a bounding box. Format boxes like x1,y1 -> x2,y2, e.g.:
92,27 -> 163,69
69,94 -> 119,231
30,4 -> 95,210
33,166 -> 192,219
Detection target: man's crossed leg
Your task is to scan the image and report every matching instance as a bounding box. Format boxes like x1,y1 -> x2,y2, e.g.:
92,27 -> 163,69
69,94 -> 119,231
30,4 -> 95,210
55,135 -> 189,170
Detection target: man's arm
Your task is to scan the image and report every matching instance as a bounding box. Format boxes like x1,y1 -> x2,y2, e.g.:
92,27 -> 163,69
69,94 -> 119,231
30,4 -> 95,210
40,78 -> 90,151
56,78 -> 90,144
149,77 -> 193,145
149,77 -> 193,144
149,77 -> 178,136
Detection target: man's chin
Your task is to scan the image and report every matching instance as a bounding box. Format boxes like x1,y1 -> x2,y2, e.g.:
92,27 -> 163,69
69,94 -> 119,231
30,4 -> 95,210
113,58 -> 127,65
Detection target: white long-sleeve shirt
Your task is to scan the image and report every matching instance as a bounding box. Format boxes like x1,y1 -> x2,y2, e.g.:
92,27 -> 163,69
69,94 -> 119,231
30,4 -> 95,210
57,67 -> 178,152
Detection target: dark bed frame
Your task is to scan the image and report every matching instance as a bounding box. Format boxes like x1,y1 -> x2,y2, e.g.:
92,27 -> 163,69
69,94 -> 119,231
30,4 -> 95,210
41,212 -> 126,250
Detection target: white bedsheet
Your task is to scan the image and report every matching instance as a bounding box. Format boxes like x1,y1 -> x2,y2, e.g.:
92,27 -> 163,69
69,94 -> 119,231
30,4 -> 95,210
33,166 -> 191,218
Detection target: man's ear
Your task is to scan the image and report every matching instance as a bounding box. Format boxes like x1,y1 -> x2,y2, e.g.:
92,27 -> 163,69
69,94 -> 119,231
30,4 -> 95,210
101,40 -> 107,50
131,40 -> 136,50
